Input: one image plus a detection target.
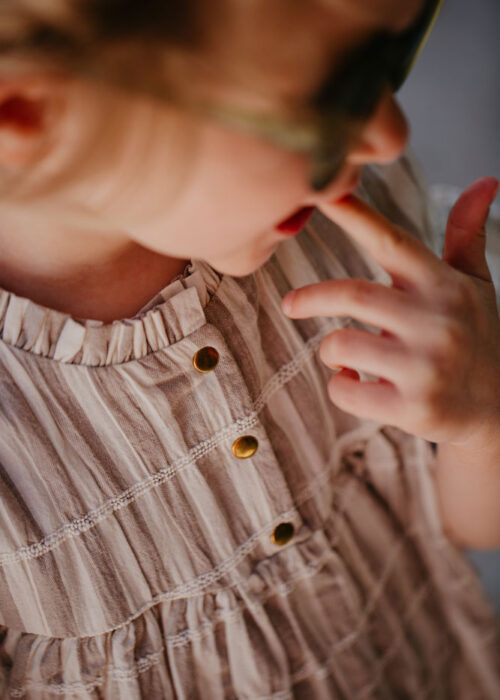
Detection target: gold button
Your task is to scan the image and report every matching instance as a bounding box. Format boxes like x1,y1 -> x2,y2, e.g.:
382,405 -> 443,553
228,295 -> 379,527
193,346 -> 219,373
232,435 -> 259,459
271,522 -> 295,546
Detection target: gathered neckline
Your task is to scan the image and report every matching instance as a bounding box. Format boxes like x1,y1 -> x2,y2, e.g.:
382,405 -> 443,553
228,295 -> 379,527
0,258 -> 224,367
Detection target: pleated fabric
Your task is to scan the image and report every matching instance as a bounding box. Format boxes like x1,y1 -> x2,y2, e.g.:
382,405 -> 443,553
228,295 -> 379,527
0,147 -> 499,699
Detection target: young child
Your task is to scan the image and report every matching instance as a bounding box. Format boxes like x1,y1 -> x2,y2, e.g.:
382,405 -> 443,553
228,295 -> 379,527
0,0 -> 499,697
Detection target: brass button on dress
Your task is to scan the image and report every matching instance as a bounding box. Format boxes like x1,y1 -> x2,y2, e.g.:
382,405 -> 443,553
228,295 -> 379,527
232,435 -> 259,459
193,347 -> 220,373
271,522 -> 295,546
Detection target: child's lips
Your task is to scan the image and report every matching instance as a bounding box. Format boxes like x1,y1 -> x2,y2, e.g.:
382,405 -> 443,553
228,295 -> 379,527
274,172 -> 361,236
274,206 -> 316,235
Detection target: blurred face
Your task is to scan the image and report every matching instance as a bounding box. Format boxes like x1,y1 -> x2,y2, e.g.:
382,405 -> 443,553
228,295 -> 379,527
2,0 -> 423,277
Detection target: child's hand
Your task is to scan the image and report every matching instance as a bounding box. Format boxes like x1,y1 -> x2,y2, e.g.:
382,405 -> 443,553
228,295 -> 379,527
281,177 -> 500,446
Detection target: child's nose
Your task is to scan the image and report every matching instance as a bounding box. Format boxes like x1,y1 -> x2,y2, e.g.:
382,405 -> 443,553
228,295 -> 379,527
345,87 -> 410,166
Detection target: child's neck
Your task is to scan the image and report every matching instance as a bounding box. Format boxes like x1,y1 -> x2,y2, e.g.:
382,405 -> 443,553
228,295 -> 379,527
0,205 -> 190,323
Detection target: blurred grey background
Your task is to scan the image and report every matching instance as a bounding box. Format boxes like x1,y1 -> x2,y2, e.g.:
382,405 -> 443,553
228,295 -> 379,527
398,0 -> 500,616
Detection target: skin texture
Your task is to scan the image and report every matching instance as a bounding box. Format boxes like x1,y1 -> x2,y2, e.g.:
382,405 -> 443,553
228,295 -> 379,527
1,1 -> 500,549
281,176 -> 500,548
0,0 -> 416,321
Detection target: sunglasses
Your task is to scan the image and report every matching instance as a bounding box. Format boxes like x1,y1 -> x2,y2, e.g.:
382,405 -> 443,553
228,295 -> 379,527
176,0 -> 444,191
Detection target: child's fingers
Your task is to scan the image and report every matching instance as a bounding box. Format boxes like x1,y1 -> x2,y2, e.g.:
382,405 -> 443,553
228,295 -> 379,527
447,177 -> 499,234
442,176 -> 499,282
282,278 -> 429,346
327,367 -> 401,425
319,328 -> 413,387
316,193 -> 446,291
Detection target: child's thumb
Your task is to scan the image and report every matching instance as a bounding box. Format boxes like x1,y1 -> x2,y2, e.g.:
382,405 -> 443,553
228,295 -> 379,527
442,176 -> 499,282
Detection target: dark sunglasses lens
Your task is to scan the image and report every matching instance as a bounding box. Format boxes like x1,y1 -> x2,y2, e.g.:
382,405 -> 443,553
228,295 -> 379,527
308,1 -> 442,191
310,152 -> 345,191
391,0 -> 442,91
312,34 -> 390,120
390,39 -> 424,92
308,42 -> 390,191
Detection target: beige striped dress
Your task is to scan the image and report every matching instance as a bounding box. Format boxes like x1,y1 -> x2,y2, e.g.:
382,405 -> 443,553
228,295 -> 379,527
0,148 -> 499,699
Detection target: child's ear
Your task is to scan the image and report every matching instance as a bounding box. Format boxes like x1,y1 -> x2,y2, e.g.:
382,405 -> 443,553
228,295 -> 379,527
0,75 -> 61,168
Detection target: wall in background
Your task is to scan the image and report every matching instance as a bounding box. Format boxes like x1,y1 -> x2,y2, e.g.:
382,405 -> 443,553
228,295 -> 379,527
398,0 -> 500,616
399,0 -> 500,187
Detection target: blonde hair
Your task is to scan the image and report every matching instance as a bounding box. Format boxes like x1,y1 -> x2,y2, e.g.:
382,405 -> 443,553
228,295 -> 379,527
0,0 -> 226,102
0,1 -> 334,109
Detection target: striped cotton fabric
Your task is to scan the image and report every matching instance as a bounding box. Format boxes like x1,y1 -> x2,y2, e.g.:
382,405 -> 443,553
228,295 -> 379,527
0,148 -> 499,699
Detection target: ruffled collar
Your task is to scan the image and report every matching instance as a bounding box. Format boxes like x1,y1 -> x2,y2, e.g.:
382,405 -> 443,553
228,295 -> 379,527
0,258 -> 223,367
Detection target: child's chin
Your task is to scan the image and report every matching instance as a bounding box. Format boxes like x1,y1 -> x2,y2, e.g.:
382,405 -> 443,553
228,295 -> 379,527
207,243 -> 280,277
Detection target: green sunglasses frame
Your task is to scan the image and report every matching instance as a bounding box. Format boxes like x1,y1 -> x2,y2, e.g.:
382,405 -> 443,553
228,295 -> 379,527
173,0 -> 444,191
